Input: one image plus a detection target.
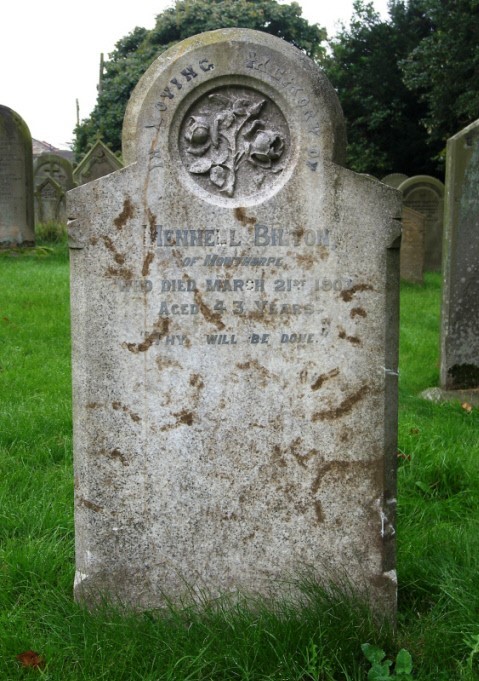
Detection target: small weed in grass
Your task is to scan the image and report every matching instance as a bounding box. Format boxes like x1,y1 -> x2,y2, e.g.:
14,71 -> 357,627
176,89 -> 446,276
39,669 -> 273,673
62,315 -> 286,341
361,644 -> 413,680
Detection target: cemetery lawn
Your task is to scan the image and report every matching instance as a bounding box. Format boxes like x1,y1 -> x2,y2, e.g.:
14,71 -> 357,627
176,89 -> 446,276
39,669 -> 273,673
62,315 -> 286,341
1,247 -> 478,680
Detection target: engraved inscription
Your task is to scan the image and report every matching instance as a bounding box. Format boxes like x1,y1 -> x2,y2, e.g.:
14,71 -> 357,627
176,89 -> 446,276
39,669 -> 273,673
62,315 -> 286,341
179,86 -> 289,199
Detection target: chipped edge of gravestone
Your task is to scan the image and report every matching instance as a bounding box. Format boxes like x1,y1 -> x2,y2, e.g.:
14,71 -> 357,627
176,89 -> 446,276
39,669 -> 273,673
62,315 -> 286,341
121,28 -> 347,169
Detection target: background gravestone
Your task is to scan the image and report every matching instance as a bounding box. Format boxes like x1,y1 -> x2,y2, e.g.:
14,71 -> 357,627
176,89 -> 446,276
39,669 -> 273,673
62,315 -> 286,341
73,139 -> 123,186
382,173 -> 408,189
0,105 -> 34,246
440,118 -> 479,392
35,177 -> 66,225
400,206 -> 425,284
68,28 -> 401,613
398,175 -> 444,272
33,153 -> 74,224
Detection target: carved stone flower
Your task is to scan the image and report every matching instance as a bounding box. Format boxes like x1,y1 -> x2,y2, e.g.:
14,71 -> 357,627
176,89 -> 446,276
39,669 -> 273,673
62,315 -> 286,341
184,116 -> 211,155
248,130 -> 284,168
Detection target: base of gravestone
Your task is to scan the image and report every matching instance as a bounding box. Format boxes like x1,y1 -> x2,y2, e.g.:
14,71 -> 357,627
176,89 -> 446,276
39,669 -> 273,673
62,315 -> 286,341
420,386 -> 479,406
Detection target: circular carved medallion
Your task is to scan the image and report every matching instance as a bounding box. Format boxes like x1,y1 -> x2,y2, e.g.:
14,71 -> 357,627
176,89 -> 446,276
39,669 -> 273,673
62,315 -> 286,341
178,86 -> 290,200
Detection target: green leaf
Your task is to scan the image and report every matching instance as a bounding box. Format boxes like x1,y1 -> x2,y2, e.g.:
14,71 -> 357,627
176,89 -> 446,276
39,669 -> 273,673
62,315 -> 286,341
362,643 -> 386,665
395,649 -> 413,675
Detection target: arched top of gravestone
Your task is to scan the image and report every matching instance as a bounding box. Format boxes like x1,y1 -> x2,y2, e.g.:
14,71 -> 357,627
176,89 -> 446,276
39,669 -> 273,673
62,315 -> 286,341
122,28 -> 347,183
0,104 -> 32,150
381,173 -> 408,189
34,153 -> 75,190
398,175 -> 444,197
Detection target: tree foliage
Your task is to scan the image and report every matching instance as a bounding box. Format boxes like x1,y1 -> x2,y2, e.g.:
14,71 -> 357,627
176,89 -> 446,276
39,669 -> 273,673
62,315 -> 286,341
323,0 -> 436,177
400,0 -> 479,147
74,0 -> 479,178
73,0 -> 326,159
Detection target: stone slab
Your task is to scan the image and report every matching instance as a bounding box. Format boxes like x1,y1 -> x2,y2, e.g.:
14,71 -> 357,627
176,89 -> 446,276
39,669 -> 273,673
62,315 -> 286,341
68,28 -> 401,614
440,119 -> 479,390
400,206 -> 425,284
0,105 -> 35,246
398,175 -> 444,272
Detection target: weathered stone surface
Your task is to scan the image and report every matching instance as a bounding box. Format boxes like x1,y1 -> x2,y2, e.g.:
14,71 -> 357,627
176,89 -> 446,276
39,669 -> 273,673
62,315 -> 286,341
398,175 -> 444,272
33,153 -> 74,224
400,206 -> 425,284
440,119 -> 479,391
73,140 -> 123,186
0,105 -> 34,246
382,173 -> 408,189
421,387 -> 479,406
68,29 -> 401,613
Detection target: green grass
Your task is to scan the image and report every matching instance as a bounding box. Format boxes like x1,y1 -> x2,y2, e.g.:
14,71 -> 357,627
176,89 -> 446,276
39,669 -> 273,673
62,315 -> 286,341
1,251 -> 478,679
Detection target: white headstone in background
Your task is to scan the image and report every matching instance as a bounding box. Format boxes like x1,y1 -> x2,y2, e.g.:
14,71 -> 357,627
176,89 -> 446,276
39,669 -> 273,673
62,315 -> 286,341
68,29 -> 401,613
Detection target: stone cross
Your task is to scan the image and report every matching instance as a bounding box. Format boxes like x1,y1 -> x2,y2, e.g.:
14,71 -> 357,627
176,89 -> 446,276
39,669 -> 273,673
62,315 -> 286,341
68,29 -> 401,613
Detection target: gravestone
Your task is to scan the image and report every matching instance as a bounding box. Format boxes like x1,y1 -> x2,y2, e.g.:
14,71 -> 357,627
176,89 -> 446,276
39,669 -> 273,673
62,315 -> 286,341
73,139 -> 123,186
33,153 -> 74,224
398,175 -> 444,271
382,173 -> 408,189
68,28 -> 401,613
35,177 -> 66,224
400,206 -> 425,284
0,105 -> 34,246
440,119 -> 479,391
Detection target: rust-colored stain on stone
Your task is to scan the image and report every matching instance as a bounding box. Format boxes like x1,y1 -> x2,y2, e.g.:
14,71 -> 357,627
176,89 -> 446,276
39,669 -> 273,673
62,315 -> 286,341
272,444 -> 287,468
296,253 -> 315,269
312,385 -> 369,421
338,329 -> 361,345
114,198 -> 134,229
102,236 -> 125,264
106,266 -> 133,281
340,283 -> 374,302
89,236 -> 99,246
234,207 -> 256,226
156,356 -> 182,372
292,226 -> 305,241
124,318 -> 170,353
112,401 -> 141,423
311,458 -> 380,495
142,252 -> 154,277
351,307 -> 367,319
147,208 -> 157,244
193,289 -> 225,330
190,373 -> 204,389
314,500 -> 325,523
79,497 -> 103,513
288,437 -> 319,468
86,402 -> 101,409
107,448 -> 129,466
160,409 -> 195,431
311,367 -> 340,391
